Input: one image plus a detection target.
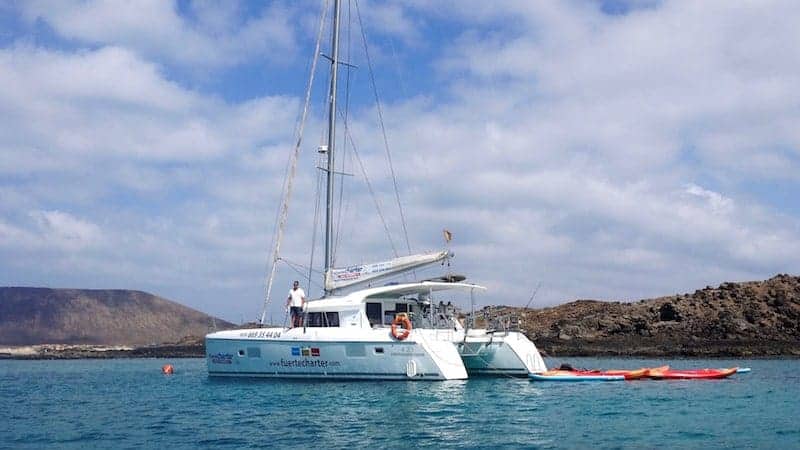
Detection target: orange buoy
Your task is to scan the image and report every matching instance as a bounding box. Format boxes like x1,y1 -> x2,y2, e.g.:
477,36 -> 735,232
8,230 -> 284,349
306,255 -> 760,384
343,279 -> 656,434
161,364 -> 174,375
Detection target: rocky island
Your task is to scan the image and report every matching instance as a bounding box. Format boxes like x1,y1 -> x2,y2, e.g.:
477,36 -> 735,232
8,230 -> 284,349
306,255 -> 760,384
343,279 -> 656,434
0,287 -> 232,359
504,274 -> 800,357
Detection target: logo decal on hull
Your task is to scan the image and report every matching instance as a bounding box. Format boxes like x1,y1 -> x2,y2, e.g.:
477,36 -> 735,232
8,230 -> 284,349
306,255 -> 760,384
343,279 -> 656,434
291,347 -> 321,357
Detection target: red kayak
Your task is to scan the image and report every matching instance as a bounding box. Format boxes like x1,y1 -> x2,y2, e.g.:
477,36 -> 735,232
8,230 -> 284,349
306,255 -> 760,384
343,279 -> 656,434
647,367 -> 738,380
562,366 -> 670,380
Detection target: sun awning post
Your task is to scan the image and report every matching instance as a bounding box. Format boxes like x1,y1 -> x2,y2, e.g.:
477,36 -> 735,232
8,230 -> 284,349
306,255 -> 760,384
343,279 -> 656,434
470,287 -> 476,331
428,287 -> 434,329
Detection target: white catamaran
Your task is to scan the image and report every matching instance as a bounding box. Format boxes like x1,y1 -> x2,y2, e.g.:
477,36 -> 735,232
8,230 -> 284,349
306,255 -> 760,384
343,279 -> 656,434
206,0 -> 546,380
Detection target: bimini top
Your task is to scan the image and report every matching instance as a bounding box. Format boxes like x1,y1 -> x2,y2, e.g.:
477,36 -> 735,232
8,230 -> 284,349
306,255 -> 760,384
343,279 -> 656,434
306,281 -> 486,310
361,281 -> 486,299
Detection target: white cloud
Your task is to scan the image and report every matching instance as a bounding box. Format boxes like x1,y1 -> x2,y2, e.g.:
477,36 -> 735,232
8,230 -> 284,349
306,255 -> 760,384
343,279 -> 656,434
0,45 -> 298,164
19,0 -> 298,68
684,183 -> 733,214
431,0 -> 800,180
29,210 -> 103,251
357,1 -> 420,44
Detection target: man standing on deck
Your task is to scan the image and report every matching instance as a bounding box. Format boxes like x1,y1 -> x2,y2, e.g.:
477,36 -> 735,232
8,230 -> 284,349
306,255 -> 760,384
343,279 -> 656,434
286,281 -> 306,328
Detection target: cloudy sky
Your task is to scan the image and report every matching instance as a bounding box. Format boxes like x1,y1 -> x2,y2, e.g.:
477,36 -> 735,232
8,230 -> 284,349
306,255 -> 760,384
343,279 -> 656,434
1,0 -> 799,323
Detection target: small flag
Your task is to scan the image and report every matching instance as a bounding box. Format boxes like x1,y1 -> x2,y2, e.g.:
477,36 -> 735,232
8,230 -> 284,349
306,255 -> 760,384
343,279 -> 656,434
443,229 -> 452,243
311,348 -> 320,357
291,347 -> 300,356
301,347 -> 311,356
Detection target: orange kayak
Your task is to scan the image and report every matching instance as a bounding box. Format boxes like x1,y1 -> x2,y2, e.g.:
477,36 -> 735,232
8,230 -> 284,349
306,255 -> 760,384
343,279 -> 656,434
600,366 -> 670,380
647,367 -> 738,380
557,365 -> 670,380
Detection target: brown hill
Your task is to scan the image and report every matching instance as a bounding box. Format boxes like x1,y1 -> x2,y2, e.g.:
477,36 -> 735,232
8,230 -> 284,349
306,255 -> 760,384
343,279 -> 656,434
484,274 -> 800,356
0,287 -> 234,346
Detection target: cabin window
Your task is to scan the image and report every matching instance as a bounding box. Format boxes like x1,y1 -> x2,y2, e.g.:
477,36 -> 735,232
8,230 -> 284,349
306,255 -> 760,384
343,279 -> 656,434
383,310 -> 396,325
306,312 -> 323,327
374,347 -> 384,354
396,303 -> 408,313
305,312 -> 340,327
366,302 -> 382,326
325,312 -> 340,327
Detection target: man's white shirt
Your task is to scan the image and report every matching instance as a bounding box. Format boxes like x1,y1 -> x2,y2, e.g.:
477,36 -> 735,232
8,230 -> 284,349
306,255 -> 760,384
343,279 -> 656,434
288,288 -> 305,307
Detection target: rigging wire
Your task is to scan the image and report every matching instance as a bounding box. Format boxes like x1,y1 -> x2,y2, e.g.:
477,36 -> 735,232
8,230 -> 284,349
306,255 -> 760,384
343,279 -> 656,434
354,0 -> 412,255
282,257 -> 325,276
307,41 -> 335,296
306,160 -> 324,295
341,111 -> 399,257
284,258 -> 326,292
259,0 -> 328,325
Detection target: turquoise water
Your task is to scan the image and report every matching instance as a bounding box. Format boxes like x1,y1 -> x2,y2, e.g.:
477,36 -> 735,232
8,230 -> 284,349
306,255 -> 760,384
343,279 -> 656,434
1,358 -> 798,449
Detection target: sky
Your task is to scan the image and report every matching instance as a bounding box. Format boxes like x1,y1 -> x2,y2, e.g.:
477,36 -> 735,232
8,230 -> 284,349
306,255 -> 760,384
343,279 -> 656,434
1,0 -> 799,324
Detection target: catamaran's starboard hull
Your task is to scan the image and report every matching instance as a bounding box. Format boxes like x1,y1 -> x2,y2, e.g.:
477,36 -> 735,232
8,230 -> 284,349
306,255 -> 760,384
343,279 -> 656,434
206,328 -> 467,380
456,331 -> 547,377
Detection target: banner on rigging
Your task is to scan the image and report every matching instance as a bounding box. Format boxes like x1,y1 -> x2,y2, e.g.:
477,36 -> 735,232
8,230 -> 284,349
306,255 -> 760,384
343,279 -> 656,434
325,250 -> 450,292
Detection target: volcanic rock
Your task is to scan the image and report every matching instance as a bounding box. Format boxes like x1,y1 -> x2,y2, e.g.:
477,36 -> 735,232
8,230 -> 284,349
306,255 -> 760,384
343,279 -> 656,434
495,274 -> 800,356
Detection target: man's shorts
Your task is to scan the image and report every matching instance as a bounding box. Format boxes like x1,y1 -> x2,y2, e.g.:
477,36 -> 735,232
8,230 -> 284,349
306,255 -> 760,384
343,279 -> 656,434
290,306 -> 302,317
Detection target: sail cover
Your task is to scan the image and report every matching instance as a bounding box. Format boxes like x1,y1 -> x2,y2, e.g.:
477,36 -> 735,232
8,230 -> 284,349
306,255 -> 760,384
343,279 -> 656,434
325,250 -> 450,292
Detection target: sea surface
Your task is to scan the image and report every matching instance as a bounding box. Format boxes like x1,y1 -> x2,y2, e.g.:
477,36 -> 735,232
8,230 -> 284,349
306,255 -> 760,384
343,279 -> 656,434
1,357 -> 798,449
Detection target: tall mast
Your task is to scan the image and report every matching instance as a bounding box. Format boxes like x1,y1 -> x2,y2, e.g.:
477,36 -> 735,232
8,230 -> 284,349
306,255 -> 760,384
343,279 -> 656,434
324,0 -> 342,296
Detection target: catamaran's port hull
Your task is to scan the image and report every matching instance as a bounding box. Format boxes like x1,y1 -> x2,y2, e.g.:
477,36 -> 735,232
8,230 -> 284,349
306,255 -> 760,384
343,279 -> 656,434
206,328 -> 467,380
456,331 -> 547,377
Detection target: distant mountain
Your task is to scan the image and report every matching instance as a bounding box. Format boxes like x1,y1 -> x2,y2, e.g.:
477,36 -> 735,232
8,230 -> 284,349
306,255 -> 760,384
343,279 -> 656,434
0,287 -> 234,346
484,274 -> 800,356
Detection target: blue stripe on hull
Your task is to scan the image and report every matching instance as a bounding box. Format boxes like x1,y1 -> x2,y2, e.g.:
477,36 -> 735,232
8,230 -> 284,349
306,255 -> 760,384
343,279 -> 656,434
467,368 -> 528,377
208,371 -> 441,380
207,339 -> 417,345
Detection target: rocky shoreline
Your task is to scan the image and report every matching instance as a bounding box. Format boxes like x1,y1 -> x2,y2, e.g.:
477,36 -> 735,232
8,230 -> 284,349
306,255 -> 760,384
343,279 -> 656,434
0,342 -> 205,360
513,274 -> 800,357
533,337 -> 800,357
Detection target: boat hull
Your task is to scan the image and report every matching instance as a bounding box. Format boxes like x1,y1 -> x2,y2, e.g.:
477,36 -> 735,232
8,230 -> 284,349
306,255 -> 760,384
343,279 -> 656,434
529,373 -> 625,382
206,327 -> 467,380
456,330 -> 547,377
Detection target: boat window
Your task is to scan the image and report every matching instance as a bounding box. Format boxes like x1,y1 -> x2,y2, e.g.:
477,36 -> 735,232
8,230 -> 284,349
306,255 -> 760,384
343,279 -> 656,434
374,347 -> 384,354
306,312 -> 323,327
325,312 -> 340,327
366,302 -> 382,326
383,310 -> 396,325
305,312 -> 340,327
396,303 -> 408,313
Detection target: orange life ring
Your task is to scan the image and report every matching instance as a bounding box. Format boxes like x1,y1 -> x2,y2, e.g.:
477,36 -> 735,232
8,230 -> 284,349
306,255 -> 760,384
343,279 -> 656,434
391,313 -> 412,340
